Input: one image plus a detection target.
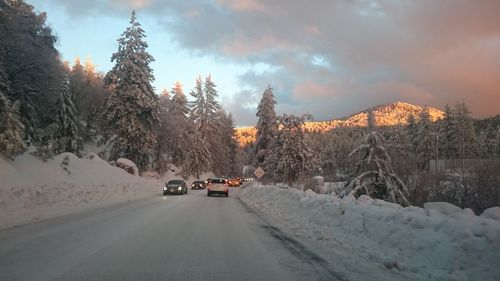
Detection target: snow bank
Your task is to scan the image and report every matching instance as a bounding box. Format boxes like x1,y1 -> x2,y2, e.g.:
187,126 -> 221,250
0,152 -> 161,230
239,184 -> 500,281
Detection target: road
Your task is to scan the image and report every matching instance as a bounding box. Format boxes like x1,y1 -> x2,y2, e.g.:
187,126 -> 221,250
0,187 -> 339,281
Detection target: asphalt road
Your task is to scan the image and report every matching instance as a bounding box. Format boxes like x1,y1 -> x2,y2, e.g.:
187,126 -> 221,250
0,187 -> 339,281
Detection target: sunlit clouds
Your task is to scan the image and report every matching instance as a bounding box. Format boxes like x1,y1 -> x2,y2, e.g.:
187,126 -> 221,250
37,0 -> 500,125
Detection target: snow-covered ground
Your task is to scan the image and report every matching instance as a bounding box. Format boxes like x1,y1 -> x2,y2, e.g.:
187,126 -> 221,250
0,152 -> 164,230
239,183 -> 500,281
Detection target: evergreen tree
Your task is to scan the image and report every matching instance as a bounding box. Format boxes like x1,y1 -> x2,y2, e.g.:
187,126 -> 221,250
254,86 -> 277,167
477,124 -> 498,159
406,114 -> 418,153
169,82 -> 190,167
182,125 -> 212,179
0,0 -> 64,141
264,114 -> 318,185
367,110 -> 376,131
344,131 -> 410,206
189,76 -> 205,126
454,101 -> 476,161
415,108 -> 434,169
439,104 -> 457,159
54,74 -> 80,154
0,62 -> 25,158
103,10 -> 158,171
156,89 -> 172,174
203,74 -> 221,122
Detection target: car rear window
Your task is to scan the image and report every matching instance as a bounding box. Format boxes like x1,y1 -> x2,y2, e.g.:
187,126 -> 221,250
167,180 -> 183,185
210,179 -> 226,184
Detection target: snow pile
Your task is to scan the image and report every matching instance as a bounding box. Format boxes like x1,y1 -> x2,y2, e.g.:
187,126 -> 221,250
0,152 -> 161,230
239,184 -> 500,281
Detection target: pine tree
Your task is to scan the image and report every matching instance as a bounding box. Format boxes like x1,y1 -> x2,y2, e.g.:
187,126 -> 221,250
255,86 -> 277,167
182,127 -> 212,179
406,114 -> 418,153
203,74 -> 221,122
54,74 -> 80,154
0,62 -> 25,158
454,101 -> 476,160
103,10 -> 158,171
367,110 -> 376,131
264,114 -> 318,185
439,104 -> 457,159
155,89 -> 172,173
169,82 -> 190,167
0,0 -> 65,141
344,131 -> 410,206
190,76 -> 205,125
415,108 -> 434,169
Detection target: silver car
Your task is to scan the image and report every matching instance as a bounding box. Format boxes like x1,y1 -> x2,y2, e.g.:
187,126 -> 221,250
207,178 -> 229,197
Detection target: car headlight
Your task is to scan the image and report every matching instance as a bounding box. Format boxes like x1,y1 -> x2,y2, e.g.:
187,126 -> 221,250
192,184 -> 195,187
163,187 -> 167,190
177,186 -> 182,191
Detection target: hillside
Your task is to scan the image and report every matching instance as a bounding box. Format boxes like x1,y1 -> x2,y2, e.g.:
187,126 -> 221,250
235,102 -> 444,146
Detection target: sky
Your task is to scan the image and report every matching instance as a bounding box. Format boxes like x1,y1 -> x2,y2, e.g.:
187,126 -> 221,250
26,0 -> 500,126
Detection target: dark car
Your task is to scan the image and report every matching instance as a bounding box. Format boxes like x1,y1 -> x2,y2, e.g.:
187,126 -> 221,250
163,180 -> 188,195
191,180 -> 207,190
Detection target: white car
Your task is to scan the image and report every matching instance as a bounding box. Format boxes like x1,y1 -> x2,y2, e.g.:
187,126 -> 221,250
207,178 -> 229,197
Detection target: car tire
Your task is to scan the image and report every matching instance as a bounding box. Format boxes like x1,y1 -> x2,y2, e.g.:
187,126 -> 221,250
207,192 -> 211,197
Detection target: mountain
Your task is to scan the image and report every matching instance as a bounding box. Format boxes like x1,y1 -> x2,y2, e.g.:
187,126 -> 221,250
235,102 -> 444,146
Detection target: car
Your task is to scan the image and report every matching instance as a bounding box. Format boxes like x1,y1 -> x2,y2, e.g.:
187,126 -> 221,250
228,178 -> 240,187
207,178 -> 229,197
191,180 -> 207,190
163,180 -> 188,195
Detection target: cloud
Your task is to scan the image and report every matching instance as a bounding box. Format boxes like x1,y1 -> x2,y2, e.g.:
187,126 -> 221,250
51,0 -> 500,124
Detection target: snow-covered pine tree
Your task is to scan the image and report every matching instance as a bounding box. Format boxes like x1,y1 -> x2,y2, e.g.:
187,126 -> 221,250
477,124 -> 498,159
344,130 -> 410,206
439,104 -> 457,159
203,74 -> 221,122
103,10 -> 159,171
255,86 -> 277,167
454,101 -> 476,161
182,126 -> 212,179
53,74 -> 80,154
264,114 -> 318,185
0,62 -> 25,158
190,76 -> 205,125
155,89 -> 172,173
415,107 -> 434,170
367,110 -> 376,131
168,82 -> 191,167
406,114 -> 419,154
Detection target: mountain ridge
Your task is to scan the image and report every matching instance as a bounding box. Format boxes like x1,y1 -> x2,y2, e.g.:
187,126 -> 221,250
235,102 -> 444,146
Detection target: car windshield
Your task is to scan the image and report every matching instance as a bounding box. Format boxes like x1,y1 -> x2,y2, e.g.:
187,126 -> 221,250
193,181 -> 204,184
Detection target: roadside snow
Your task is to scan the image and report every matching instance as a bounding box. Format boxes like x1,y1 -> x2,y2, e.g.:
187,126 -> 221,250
0,152 -> 161,230
239,184 -> 500,281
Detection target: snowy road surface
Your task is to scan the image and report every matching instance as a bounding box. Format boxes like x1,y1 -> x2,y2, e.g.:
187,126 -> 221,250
0,187 -> 341,281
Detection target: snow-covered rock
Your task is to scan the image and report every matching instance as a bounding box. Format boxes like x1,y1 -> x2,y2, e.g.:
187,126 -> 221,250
423,202 -> 463,217
116,158 -> 139,175
239,184 -> 500,281
481,207 -> 500,221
